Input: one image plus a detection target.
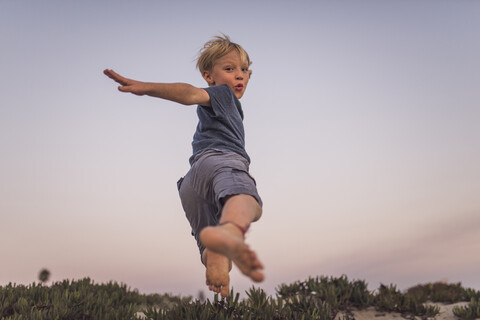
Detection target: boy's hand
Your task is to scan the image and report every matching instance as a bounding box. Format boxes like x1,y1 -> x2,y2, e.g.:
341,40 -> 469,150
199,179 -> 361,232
103,69 -> 149,96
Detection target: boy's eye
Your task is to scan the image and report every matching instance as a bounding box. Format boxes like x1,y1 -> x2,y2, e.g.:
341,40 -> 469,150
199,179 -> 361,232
225,67 -> 233,71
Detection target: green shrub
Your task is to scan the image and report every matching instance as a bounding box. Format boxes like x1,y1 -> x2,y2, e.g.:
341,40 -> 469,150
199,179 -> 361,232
0,278 -> 186,320
276,275 -> 373,310
406,282 -> 467,303
453,298 -> 480,320
1,276 -> 478,320
465,288 -> 480,300
374,284 -> 440,318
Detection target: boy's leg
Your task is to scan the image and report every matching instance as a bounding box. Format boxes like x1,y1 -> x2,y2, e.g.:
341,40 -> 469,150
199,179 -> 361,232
202,249 -> 232,297
178,170 -> 233,297
179,150 -> 263,296
200,194 -> 264,283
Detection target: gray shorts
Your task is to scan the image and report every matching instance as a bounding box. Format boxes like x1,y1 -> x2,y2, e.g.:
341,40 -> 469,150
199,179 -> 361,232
177,149 -> 262,257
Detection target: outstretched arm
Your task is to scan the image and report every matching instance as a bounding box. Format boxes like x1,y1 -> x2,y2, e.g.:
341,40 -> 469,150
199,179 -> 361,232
103,69 -> 211,106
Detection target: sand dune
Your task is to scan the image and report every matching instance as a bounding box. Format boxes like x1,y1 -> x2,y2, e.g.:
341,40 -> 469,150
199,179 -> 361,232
334,302 -> 470,320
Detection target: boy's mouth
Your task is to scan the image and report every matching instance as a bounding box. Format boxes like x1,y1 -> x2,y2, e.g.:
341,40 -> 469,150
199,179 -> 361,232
234,84 -> 244,90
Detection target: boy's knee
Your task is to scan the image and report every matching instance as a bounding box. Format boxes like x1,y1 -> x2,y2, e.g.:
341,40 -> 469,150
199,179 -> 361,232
253,204 -> 262,222
244,194 -> 262,221
223,194 -> 262,220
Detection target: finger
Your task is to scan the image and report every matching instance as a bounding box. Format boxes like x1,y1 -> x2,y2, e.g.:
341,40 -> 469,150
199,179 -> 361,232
103,69 -> 120,81
104,69 -> 129,86
118,85 -> 131,93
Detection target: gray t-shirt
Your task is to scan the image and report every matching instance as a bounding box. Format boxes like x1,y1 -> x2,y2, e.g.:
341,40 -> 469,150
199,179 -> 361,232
190,84 -> 250,165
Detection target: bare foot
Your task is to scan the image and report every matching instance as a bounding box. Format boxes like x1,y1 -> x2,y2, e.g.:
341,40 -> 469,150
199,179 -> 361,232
199,224 -> 265,283
202,249 -> 232,297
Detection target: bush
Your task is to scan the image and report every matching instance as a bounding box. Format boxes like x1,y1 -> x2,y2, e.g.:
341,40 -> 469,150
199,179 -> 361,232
453,298 -> 480,320
374,284 -> 440,318
406,282 -> 467,303
0,278 -> 185,320
276,275 -> 373,310
1,276 -> 478,320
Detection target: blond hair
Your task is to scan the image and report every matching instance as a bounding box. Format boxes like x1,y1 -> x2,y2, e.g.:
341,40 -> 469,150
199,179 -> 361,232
196,34 -> 251,74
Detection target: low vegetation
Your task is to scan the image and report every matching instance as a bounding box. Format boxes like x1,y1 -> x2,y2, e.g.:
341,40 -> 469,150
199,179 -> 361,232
1,275 -> 479,319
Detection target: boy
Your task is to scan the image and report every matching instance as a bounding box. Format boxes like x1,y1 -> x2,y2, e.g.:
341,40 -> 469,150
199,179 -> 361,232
104,35 -> 264,297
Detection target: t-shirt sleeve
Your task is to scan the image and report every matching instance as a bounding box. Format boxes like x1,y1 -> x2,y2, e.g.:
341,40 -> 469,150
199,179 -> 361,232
202,84 -> 243,120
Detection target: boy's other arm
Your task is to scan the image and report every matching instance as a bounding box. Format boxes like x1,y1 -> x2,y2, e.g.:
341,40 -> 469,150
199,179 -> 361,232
103,69 -> 211,106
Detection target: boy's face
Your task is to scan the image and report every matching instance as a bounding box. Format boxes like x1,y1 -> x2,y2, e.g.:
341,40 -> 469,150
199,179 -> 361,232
203,50 -> 252,99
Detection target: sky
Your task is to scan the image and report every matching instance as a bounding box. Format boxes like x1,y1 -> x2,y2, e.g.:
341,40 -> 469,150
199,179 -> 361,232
1,0 -> 479,298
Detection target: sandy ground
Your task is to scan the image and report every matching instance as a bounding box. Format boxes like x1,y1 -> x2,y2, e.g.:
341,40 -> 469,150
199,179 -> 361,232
334,302 -> 470,320
136,301 -> 470,319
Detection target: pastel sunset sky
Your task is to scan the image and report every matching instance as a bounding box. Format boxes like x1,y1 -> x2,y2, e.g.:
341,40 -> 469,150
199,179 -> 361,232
1,0 -> 479,297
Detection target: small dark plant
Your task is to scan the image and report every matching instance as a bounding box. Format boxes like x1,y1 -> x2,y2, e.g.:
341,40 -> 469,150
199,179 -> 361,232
38,268 -> 51,284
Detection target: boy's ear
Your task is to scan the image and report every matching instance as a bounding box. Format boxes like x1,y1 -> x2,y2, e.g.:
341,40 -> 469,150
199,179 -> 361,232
203,70 -> 215,86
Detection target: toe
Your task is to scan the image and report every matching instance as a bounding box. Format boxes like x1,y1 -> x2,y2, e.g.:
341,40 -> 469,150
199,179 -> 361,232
250,252 -> 264,269
221,285 -> 229,297
250,269 -> 265,283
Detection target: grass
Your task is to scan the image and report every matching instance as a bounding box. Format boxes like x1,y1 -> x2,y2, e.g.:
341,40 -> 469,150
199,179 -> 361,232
1,275 -> 479,320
